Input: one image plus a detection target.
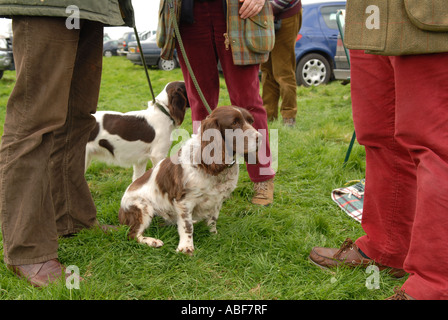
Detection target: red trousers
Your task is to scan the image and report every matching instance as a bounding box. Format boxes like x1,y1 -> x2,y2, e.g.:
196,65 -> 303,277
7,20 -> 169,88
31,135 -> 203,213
351,50 -> 448,299
176,0 -> 275,182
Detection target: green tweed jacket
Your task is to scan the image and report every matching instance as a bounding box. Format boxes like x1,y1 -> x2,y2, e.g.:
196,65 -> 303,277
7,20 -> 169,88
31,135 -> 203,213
345,0 -> 448,56
157,0 -> 275,65
0,0 -> 135,27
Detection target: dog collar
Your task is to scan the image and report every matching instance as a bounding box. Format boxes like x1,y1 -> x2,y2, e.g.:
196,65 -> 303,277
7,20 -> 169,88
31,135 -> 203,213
155,101 -> 176,125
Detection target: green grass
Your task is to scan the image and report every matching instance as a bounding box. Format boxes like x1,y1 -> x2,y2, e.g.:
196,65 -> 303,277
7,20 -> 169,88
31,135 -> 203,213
0,57 -> 405,300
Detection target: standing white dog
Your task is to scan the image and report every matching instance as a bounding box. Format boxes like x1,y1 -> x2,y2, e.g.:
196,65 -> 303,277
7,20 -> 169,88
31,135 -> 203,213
85,81 -> 189,181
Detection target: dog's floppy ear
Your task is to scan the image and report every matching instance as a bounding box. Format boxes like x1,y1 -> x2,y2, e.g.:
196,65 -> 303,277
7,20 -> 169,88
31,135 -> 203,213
237,107 -> 255,125
168,82 -> 189,126
199,116 -> 228,175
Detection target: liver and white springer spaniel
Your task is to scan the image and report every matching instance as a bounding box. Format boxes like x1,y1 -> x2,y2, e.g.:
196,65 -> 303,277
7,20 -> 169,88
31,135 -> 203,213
86,81 -> 189,181
118,106 -> 261,254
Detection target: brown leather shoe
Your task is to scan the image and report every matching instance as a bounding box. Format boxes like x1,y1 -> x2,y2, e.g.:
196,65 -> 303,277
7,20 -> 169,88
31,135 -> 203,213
309,238 -> 407,278
385,287 -> 416,300
251,178 -> 274,206
7,259 -> 67,287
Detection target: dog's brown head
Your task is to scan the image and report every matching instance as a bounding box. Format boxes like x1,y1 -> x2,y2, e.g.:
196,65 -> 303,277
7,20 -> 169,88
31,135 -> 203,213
199,106 -> 261,175
166,81 -> 190,126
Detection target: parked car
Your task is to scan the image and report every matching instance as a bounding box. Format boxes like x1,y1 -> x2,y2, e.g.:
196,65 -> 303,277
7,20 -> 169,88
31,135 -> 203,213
117,30 -> 155,56
295,0 -> 348,86
127,34 -> 178,71
103,40 -> 119,57
117,31 -> 135,56
0,35 -> 14,80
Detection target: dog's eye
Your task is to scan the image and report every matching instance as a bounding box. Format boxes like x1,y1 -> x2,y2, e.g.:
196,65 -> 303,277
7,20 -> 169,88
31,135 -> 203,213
232,120 -> 238,125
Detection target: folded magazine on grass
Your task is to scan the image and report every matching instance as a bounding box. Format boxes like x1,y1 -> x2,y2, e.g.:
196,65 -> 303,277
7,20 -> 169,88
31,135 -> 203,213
331,179 -> 365,223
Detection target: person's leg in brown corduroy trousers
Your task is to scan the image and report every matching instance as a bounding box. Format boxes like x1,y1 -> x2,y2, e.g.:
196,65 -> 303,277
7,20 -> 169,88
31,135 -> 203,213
261,12 -> 302,125
0,17 -> 103,285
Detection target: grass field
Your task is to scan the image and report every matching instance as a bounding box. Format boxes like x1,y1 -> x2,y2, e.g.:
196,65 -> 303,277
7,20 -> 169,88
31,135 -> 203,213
0,56 -> 406,300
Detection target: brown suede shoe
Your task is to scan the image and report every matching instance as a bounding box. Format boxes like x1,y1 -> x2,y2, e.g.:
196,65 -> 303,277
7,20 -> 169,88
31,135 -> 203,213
309,238 -> 407,278
385,287 -> 416,300
251,178 -> 274,206
7,259 -> 67,287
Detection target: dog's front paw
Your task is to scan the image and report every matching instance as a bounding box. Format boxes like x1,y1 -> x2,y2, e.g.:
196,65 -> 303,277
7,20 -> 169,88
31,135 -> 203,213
209,225 -> 218,234
176,245 -> 195,255
138,236 -> 164,248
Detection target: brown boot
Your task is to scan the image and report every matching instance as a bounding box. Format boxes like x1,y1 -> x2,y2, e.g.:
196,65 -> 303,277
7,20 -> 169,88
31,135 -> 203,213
309,238 -> 407,278
251,178 -> 274,206
7,259 -> 68,287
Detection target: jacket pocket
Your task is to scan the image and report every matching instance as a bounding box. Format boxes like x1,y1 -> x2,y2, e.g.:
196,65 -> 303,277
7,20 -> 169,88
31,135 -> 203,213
244,5 -> 275,54
404,0 -> 448,32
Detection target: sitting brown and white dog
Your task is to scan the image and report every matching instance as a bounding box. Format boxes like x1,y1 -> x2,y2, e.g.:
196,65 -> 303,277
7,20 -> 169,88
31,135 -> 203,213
118,106 -> 261,254
86,81 -> 189,181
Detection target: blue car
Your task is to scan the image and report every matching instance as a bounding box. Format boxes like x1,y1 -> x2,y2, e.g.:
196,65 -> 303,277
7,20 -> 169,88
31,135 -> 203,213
295,0 -> 348,86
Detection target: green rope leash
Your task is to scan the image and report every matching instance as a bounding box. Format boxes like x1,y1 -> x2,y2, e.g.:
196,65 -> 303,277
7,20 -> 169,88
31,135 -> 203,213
168,0 -> 213,115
